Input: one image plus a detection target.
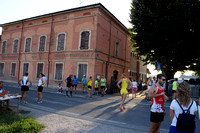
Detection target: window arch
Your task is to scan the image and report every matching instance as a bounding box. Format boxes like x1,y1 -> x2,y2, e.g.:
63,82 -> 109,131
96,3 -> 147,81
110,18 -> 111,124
39,35 -> 46,51
79,30 -> 91,50
1,41 -> 6,54
25,37 -> 31,52
13,39 -> 19,53
57,33 -> 66,51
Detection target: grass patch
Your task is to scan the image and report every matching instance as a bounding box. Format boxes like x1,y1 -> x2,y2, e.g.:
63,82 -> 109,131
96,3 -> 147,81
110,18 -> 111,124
0,111 -> 45,133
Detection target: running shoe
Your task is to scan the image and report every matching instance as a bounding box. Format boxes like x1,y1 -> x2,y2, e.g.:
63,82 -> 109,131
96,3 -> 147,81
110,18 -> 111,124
89,95 -> 92,98
23,101 -> 28,104
123,106 -> 126,110
119,108 -> 123,111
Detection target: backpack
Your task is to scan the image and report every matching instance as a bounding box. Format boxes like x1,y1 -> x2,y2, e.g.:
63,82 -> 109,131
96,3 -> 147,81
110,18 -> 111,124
176,99 -> 195,132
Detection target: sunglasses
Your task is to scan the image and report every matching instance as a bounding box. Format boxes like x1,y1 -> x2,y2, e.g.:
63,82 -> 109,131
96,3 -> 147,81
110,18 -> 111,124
162,79 -> 166,81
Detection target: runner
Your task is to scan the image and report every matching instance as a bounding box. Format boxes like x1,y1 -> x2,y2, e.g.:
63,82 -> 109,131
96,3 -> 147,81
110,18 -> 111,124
152,77 -> 156,86
65,75 -> 73,97
72,75 -> 77,94
82,75 -> 87,93
148,74 -> 169,133
172,78 -> 178,99
94,78 -> 99,95
18,72 -> 32,104
100,75 -> 106,97
131,79 -> 137,99
117,73 -> 132,111
37,73 -> 45,104
87,76 -> 92,98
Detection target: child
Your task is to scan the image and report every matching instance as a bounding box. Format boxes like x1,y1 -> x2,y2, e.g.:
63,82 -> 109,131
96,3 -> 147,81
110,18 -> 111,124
132,79 -> 138,99
57,83 -> 63,94
94,79 -> 99,95
87,76 -> 92,98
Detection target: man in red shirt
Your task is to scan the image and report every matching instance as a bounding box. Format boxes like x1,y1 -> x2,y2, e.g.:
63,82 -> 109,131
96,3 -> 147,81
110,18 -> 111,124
148,74 -> 169,133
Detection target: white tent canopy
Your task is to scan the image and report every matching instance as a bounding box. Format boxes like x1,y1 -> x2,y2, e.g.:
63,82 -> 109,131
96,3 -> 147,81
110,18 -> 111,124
179,75 -> 199,80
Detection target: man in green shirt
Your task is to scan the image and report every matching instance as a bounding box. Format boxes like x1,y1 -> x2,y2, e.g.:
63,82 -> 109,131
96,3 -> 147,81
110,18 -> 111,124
172,78 -> 178,99
100,75 -> 106,97
94,78 -> 99,95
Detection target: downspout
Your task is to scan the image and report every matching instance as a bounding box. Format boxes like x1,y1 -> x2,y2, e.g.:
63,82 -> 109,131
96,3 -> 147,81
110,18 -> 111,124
47,15 -> 54,87
105,20 -> 112,80
17,20 -> 24,81
123,35 -> 127,73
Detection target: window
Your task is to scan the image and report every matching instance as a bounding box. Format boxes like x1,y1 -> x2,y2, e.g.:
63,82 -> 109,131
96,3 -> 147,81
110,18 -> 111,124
11,63 -> 16,76
13,39 -> 18,53
115,42 -> 120,57
1,41 -> 6,54
25,38 -> 31,52
37,63 -> 44,78
39,36 -> 46,51
57,34 -> 65,51
78,64 -> 87,82
0,63 -> 4,75
23,63 -> 29,76
80,31 -> 90,50
55,63 -> 63,80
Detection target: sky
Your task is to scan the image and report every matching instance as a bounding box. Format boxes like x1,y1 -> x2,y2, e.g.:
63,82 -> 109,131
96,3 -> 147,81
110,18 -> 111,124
0,0 -> 194,77
0,0 -> 132,34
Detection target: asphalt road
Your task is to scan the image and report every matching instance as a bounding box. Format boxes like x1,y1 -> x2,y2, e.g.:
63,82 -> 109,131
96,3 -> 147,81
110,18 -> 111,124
4,85 -> 200,133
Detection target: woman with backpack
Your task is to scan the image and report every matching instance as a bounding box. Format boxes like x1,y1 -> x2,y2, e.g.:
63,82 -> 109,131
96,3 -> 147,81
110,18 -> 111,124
169,81 -> 197,133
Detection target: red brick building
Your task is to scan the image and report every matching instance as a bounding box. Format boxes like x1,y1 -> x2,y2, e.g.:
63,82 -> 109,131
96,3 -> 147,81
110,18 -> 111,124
0,3 -> 146,89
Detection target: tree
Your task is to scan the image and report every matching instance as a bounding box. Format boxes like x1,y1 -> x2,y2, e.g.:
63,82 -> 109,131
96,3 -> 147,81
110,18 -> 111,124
129,0 -> 200,80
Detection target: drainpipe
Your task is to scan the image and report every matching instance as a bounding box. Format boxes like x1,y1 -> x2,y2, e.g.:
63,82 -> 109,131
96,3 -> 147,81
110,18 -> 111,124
47,15 -> 54,87
17,20 -> 24,81
105,20 -> 112,80
123,35 -> 127,73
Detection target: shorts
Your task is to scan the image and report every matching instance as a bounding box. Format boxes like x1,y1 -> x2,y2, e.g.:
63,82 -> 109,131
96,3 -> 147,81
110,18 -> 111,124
67,84 -> 72,88
120,88 -> 128,95
83,83 -> 87,87
101,86 -> 105,89
88,86 -> 92,90
38,86 -> 43,92
132,87 -> 137,92
172,90 -> 176,94
150,112 -> 164,123
21,86 -> 29,91
95,87 -> 99,91
72,84 -> 77,87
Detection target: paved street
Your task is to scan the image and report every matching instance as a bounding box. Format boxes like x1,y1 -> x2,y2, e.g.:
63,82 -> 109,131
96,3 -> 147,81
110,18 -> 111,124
4,83 -> 200,133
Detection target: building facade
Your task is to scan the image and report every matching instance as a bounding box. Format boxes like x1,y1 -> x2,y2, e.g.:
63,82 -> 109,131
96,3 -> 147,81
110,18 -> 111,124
0,4 -> 146,89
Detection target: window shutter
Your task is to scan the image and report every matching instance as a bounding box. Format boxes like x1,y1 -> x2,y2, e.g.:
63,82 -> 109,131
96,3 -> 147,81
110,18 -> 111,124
11,63 -> 16,76
23,63 -> 29,75
39,36 -> 46,51
0,63 -> 4,75
55,64 -> 63,80
13,40 -> 18,53
57,34 -> 65,51
25,38 -> 31,52
2,41 -> 6,54
37,63 -> 44,78
80,31 -> 89,49
78,64 -> 87,82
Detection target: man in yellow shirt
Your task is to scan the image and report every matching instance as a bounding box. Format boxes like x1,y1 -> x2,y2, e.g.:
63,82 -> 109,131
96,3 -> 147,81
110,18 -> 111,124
87,76 -> 92,98
117,73 -> 132,111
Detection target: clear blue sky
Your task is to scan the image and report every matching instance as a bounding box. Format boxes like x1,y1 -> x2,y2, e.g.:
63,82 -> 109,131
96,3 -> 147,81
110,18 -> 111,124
0,0 -> 132,35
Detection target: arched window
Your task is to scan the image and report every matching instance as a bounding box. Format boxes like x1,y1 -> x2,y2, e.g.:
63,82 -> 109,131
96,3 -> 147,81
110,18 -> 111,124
80,31 -> 90,50
25,38 -> 31,52
13,39 -> 18,53
57,33 -> 65,51
1,41 -> 6,54
39,36 -> 46,51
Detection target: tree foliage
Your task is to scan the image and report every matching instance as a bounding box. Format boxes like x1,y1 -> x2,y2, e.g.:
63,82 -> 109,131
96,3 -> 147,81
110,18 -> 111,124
130,0 -> 200,79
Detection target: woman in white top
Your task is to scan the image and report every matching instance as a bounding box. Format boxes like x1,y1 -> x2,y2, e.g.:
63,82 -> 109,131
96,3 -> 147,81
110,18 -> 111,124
18,72 -> 32,103
131,79 -> 137,99
37,73 -> 45,104
169,82 -> 197,133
